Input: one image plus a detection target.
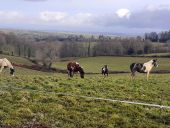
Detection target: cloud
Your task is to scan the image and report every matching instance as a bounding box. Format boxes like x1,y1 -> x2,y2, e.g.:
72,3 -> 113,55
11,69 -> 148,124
37,6 -> 170,33
1,4 -> 170,33
121,6 -> 170,29
24,0 -> 47,1
40,11 -> 67,22
116,9 -> 131,18
146,5 -> 170,11
67,13 -> 93,25
0,11 -> 22,22
39,11 -> 93,26
89,5 -> 170,32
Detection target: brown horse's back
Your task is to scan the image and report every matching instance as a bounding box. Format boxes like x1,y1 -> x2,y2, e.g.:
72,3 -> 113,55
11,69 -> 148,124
67,62 -> 80,72
67,62 -> 84,78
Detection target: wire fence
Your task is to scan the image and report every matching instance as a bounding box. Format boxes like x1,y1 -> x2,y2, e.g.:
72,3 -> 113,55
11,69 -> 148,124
1,85 -> 170,109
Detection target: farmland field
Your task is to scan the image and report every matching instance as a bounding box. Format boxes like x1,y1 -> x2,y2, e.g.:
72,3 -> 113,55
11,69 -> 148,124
141,53 -> 170,57
0,69 -> 170,127
0,55 -> 170,127
54,56 -> 170,73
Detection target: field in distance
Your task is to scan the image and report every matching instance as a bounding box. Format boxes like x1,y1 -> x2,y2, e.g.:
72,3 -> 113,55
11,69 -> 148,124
1,54 -> 170,73
53,56 -> 170,73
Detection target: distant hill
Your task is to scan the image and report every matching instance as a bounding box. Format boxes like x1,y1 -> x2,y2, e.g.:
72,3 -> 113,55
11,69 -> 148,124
0,28 -> 140,39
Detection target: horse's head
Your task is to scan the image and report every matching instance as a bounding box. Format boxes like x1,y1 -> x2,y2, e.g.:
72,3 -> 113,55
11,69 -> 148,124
152,59 -> 158,67
10,68 -> 15,76
79,67 -> 85,78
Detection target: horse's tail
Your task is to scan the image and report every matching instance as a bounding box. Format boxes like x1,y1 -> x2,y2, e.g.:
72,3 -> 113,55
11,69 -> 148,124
130,63 -> 136,72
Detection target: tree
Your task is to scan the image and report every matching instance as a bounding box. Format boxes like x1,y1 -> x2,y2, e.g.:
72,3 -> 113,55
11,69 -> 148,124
35,43 -> 60,69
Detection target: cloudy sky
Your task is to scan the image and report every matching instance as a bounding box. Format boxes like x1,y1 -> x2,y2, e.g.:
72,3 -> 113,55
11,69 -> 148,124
0,0 -> 170,34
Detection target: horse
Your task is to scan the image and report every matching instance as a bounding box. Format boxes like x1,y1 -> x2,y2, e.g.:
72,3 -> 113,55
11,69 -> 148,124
101,65 -> 108,77
0,58 -> 15,76
67,62 -> 84,78
130,59 -> 158,81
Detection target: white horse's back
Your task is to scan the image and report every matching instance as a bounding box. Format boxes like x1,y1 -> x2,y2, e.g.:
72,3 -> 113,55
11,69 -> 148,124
0,58 -> 15,75
0,58 -> 13,68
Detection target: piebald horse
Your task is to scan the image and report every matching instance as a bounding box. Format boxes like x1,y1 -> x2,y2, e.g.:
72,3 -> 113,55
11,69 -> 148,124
101,65 -> 109,77
130,59 -> 158,81
0,58 -> 15,76
67,62 -> 85,78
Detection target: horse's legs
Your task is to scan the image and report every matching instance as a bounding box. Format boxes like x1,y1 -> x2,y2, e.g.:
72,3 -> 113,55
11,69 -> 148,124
0,66 -> 4,73
146,71 -> 150,81
68,70 -> 73,77
70,71 -> 74,77
67,70 -> 70,78
102,68 -> 104,75
131,71 -> 135,80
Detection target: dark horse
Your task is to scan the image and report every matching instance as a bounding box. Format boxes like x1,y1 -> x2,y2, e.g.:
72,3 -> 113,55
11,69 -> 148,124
101,65 -> 108,77
130,59 -> 158,80
67,62 -> 85,78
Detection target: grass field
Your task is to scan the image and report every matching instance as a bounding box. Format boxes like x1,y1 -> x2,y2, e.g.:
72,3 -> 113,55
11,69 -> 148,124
1,54 -> 170,73
141,53 -> 170,57
53,56 -> 170,73
0,55 -> 170,127
0,68 -> 170,127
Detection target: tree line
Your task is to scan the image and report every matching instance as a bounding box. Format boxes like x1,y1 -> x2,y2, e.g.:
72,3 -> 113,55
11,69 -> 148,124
0,30 -> 170,68
145,30 -> 170,43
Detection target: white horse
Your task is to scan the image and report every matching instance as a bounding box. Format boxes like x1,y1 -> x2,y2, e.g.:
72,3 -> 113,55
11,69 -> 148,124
0,58 -> 15,76
130,59 -> 158,81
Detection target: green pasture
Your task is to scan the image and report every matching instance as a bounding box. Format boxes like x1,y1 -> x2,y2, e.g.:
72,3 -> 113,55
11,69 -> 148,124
0,68 -> 170,127
53,56 -> 170,73
141,53 -> 170,56
0,55 -> 170,127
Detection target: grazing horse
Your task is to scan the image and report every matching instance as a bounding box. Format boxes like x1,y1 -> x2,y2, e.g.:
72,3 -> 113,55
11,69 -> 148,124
101,65 -> 109,77
130,59 -> 158,81
0,58 -> 15,76
67,62 -> 84,78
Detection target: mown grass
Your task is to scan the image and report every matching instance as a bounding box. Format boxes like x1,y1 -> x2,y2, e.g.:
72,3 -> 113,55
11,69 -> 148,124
0,68 -> 170,127
53,56 -> 170,73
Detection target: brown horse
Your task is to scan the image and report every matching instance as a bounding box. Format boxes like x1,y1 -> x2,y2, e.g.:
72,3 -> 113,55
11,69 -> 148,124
67,62 -> 85,78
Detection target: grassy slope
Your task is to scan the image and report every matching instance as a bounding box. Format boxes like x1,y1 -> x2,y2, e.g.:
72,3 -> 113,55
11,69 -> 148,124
0,72 -> 170,127
53,56 -> 170,73
0,55 -> 170,127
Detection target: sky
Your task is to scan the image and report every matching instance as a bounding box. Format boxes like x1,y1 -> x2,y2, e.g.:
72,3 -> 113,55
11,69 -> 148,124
0,0 -> 170,34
